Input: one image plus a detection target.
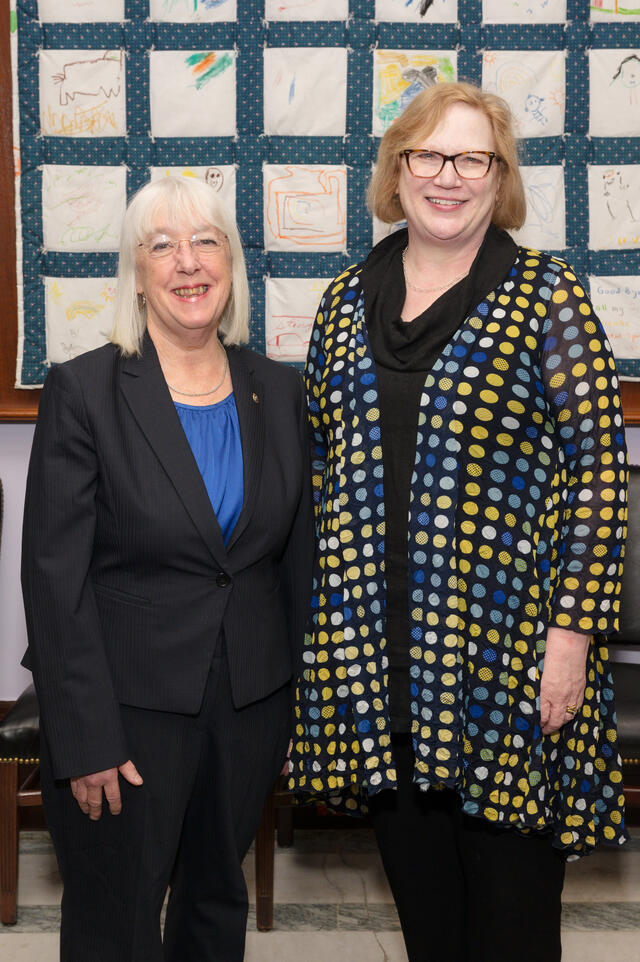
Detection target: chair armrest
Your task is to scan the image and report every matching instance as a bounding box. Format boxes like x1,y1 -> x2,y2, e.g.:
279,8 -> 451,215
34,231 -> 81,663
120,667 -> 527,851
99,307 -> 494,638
0,684 -> 40,763
609,662 -> 640,766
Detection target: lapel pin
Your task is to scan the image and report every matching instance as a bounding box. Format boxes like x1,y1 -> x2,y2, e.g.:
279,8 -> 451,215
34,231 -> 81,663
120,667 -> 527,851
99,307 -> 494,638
252,392 -> 259,403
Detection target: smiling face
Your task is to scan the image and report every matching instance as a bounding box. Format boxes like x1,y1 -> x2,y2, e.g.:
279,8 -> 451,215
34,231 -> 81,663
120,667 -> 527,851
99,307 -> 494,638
620,57 -> 640,88
135,217 -> 232,346
397,102 -> 502,253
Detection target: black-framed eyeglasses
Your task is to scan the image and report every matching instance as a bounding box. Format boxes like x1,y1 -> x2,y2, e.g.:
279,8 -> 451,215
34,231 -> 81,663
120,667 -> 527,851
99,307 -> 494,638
402,149 -> 501,180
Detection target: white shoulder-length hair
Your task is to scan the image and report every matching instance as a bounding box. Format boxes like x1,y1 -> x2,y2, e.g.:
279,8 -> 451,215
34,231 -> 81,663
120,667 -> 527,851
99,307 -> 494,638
110,175 -> 250,356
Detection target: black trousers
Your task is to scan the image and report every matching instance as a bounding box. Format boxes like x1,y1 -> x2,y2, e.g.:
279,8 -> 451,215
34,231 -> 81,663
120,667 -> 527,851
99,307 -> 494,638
39,641 -> 291,962
368,736 -> 566,962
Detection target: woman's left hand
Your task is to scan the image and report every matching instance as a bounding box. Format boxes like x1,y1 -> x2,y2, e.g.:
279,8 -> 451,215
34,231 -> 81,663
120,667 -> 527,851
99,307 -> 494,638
280,739 -> 292,776
539,627 -> 590,735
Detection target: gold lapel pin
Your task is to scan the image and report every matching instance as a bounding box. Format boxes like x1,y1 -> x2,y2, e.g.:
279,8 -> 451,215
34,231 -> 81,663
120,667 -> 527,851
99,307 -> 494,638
252,392 -> 259,403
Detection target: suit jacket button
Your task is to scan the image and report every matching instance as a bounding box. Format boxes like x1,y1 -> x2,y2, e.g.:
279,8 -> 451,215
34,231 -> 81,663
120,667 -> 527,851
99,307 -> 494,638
216,572 -> 231,588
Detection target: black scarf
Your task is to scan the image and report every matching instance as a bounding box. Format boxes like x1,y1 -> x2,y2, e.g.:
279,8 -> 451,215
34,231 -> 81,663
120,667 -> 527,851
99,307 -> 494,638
363,224 -> 518,372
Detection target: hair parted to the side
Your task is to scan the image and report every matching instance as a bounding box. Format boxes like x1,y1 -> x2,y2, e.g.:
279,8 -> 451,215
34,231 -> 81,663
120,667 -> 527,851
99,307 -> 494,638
110,176 -> 250,356
367,81 -> 526,231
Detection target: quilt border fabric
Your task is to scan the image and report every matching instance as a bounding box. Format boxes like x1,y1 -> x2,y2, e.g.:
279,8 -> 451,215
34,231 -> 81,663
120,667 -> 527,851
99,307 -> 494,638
12,0 -> 640,385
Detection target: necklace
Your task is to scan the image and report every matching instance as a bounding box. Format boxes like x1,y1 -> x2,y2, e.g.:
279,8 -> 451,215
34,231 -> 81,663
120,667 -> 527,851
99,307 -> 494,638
402,246 -> 467,294
165,345 -> 229,397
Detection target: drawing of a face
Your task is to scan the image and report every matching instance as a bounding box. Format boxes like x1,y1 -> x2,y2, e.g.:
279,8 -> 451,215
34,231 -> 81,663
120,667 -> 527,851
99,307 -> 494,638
613,55 -> 640,88
397,102 -> 501,252
602,169 -> 626,194
205,167 -> 224,191
136,215 -> 232,344
525,94 -> 544,111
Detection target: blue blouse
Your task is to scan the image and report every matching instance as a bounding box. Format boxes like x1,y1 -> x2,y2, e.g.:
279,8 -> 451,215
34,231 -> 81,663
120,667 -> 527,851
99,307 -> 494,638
174,394 -> 244,544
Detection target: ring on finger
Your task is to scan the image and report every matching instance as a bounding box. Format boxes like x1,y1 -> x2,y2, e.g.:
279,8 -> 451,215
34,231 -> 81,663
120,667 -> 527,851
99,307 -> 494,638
565,704 -> 578,716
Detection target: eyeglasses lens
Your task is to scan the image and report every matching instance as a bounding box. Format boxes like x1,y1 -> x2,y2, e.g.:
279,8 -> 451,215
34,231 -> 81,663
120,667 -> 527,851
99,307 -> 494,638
408,151 -> 492,180
145,235 -> 223,259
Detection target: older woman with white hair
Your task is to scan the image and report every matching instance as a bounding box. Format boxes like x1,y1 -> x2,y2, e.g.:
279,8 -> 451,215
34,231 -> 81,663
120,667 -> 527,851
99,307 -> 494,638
21,176 -> 313,962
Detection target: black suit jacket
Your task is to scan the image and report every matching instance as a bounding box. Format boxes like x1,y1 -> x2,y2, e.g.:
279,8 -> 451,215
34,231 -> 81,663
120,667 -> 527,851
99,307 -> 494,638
21,336 -> 313,780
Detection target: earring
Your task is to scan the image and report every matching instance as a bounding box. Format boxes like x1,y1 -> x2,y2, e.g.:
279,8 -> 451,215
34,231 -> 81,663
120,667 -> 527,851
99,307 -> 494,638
138,292 -> 146,308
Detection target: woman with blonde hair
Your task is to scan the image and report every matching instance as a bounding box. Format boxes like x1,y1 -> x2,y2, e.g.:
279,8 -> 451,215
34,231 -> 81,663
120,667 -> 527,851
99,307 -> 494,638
289,82 -> 627,961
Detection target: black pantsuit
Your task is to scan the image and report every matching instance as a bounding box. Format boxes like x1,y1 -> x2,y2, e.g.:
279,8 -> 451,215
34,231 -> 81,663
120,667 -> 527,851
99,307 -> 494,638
22,336 -> 313,960
40,640 -> 290,961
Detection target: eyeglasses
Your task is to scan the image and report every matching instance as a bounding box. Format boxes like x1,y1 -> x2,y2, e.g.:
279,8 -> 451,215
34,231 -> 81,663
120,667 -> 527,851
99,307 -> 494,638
402,149 -> 501,180
139,233 -> 227,260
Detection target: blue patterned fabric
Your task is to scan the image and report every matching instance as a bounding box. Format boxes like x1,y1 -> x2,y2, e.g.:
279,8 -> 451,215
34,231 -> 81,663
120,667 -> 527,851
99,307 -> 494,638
13,1 -> 640,384
289,247 -> 629,858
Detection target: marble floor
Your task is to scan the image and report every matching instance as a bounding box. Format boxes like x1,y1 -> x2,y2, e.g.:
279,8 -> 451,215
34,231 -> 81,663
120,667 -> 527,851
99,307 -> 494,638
1,827 -> 639,961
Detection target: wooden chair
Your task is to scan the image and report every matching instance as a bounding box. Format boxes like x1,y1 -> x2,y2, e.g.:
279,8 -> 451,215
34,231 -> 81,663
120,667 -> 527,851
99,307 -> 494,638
254,776 -> 294,931
0,476 -> 42,925
606,464 -> 640,811
0,684 -> 40,925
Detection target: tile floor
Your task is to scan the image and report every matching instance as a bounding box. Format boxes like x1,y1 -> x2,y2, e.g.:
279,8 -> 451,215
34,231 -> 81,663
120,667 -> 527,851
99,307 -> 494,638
1,827 -> 639,961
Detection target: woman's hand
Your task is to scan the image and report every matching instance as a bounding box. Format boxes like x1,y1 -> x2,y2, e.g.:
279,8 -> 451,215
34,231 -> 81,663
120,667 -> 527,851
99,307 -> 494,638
539,627 -> 590,735
70,760 -> 143,820
280,739 -> 293,776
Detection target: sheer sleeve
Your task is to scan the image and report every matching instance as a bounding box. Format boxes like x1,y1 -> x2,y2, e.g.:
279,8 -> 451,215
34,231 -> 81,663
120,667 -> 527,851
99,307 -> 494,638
540,260 -> 628,635
305,283 -> 331,519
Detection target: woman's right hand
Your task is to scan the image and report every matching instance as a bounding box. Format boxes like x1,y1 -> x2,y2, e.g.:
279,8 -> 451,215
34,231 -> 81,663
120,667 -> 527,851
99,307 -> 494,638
70,760 -> 143,820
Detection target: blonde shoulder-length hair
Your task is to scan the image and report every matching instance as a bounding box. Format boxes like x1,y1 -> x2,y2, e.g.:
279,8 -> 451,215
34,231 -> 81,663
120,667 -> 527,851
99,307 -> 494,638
367,81 -> 527,232
110,176 -> 250,356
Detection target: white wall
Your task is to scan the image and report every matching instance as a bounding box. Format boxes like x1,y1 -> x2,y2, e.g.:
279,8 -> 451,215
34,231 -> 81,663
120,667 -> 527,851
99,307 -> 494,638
2,423 -> 640,700
1,422 -> 35,699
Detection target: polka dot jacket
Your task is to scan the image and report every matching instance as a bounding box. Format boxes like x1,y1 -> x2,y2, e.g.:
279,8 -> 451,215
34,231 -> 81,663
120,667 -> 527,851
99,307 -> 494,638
288,248 -> 629,858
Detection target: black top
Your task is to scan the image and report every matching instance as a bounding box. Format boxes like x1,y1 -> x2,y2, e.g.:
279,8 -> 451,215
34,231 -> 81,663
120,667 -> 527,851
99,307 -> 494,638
362,225 -> 518,731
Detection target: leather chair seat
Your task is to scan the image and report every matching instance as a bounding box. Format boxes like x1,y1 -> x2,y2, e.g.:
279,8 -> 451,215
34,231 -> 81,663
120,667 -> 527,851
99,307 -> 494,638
0,685 -> 39,763
610,661 -> 640,766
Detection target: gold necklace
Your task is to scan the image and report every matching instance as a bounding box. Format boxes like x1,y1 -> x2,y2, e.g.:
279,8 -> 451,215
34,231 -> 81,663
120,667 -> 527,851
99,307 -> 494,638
165,345 -> 229,398
402,247 -> 468,294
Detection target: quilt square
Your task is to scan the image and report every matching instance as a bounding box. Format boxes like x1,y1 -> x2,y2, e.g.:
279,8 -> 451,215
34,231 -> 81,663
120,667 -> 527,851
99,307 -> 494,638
373,50 -> 457,137
374,0 -> 457,22
42,165 -> 126,252
482,0 -> 566,22
263,48 -> 347,136
589,49 -> 640,136
44,276 -> 116,365
39,49 -> 126,137
264,0 -> 348,19
263,164 -> 347,252
590,275 -> 640,359
149,0 -> 237,20
589,165 -> 640,250
38,0 -> 125,20
149,51 -> 236,137
150,166 -> 237,217
482,50 -> 566,138
264,277 -> 331,362
590,2 -> 640,21
509,166 -> 566,252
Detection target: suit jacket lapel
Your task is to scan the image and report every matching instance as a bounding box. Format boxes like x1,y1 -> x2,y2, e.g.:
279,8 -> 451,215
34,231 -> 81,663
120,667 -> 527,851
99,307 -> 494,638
119,334 -> 229,569
225,348 -> 264,553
